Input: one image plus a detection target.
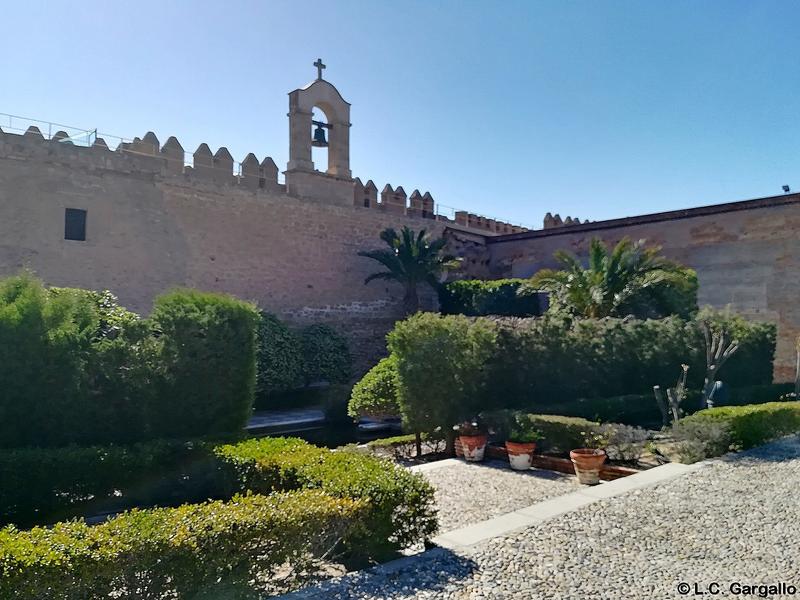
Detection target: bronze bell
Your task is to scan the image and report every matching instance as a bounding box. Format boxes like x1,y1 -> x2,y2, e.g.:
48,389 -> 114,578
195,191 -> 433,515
312,124 -> 328,147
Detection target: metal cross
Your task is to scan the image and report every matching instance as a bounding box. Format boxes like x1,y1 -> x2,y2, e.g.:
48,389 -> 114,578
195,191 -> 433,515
313,58 -> 326,80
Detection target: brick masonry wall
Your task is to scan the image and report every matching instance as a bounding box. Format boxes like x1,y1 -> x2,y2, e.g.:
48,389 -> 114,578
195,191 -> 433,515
487,198 -> 800,381
0,142 -> 447,376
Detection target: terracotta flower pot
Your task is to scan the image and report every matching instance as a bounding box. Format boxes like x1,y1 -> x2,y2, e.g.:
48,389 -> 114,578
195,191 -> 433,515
570,448 -> 607,485
459,434 -> 488,462
505,441 -> 536,470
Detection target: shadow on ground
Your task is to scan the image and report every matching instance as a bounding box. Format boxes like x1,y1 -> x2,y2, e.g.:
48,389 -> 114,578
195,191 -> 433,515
277,547 -> 477,600
720,434 -> 800,465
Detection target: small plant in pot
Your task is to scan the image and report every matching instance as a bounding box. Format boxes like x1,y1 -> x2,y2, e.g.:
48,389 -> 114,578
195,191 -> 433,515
570,429 -> 609,485
505,413 -> 542,471
455,419 -> 488,462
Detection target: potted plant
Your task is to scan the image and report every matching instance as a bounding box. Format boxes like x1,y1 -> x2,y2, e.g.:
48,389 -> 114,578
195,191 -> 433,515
569,429 -> 608,485
455,419 -> 488,462
505,413 -> 542,471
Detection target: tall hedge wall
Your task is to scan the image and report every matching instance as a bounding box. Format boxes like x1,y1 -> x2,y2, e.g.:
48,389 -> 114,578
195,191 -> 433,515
388,312 -> 776,422
0,275 -> 259,447
439,279 -> 545,317
256,312 -> 305,396
254,314 -> 352,409
150,289 -> 259,438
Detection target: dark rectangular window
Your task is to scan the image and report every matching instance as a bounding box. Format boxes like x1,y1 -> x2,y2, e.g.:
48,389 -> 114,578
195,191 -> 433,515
64,208 -> 87,241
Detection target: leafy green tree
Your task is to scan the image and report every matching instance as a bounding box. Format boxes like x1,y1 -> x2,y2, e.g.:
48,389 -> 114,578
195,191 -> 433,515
358,227 -> 456,314
528,237 -> 697,318
388,313 -> 497,455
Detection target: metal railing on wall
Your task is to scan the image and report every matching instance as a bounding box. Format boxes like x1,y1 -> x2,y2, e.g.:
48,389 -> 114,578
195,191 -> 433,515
1,112 -> 532,230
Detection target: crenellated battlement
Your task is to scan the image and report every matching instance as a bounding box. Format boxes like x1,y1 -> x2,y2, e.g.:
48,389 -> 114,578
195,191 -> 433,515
543,211 -> 590,229
0,125 -> 284,192
0,117 -> 529,236
352,177 -> 528,235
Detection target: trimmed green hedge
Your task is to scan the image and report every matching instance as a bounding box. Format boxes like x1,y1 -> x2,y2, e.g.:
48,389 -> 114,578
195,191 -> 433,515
0,440 -> 223,528
365,432 -> 437,450
525,415 -> 599,454
0,438 -> 437,558
535,383 -> 793,428
300,324 -> 352,385
439,279 -> 544,317
487,313 -> 775,404
0,437 -> 437,594
214,437 -> 437,557
678,401 -> 800,450
0,490 -> 363,600
386,313 -> 775,430
535,392 -> 701,428
483,411 -> 598,454
380,312 -> 775,439
150,289 -> 260,438
256,312 -> 305,396
0,275 -> 260,447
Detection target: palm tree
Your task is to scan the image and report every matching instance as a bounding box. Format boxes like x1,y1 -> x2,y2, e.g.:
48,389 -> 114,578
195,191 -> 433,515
358,227 -> 456,315
528,237 -> 695,318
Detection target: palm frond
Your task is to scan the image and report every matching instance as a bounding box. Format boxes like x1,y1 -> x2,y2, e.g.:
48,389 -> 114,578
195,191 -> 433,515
359,227 -> 453,308
357,249 -> 404,275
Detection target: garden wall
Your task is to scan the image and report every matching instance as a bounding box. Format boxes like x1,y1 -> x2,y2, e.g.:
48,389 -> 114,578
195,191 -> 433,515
488,193 -> 800,381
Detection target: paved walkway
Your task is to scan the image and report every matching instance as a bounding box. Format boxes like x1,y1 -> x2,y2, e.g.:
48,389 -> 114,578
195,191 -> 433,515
282,437 -> 800,599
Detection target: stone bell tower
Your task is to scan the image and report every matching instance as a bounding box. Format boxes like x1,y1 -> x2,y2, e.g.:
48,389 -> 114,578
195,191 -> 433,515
285,59 -> 354,205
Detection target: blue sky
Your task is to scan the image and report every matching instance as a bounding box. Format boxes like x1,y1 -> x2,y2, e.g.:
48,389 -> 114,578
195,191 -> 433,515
1,1 -> 798,228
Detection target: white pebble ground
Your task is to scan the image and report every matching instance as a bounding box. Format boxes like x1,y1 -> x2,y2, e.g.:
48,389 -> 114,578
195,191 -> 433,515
420,459 -> 579,533
281,436 -> 800,599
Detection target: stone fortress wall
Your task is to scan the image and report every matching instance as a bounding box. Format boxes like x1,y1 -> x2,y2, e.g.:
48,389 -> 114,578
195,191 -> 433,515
2,123 -> 798,380
0,123 -> 509,374
2,65 -> 797,382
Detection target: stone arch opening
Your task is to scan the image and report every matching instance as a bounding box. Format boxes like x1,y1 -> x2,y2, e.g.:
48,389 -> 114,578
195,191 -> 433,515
311,105 -> 331,173
287,79 -> 351,178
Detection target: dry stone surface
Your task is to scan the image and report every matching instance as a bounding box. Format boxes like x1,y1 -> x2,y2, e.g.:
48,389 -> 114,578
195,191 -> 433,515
281,436 -> 800,599
421,460 -> 579,533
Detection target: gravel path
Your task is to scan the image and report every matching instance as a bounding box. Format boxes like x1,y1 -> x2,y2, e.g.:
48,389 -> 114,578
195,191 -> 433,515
282,436 -> 800,599
420,460 -> 579,533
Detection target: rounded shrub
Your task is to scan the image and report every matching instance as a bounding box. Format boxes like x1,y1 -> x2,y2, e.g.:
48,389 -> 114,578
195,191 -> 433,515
388,313 -> 497,451
348,355 -> 400,420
